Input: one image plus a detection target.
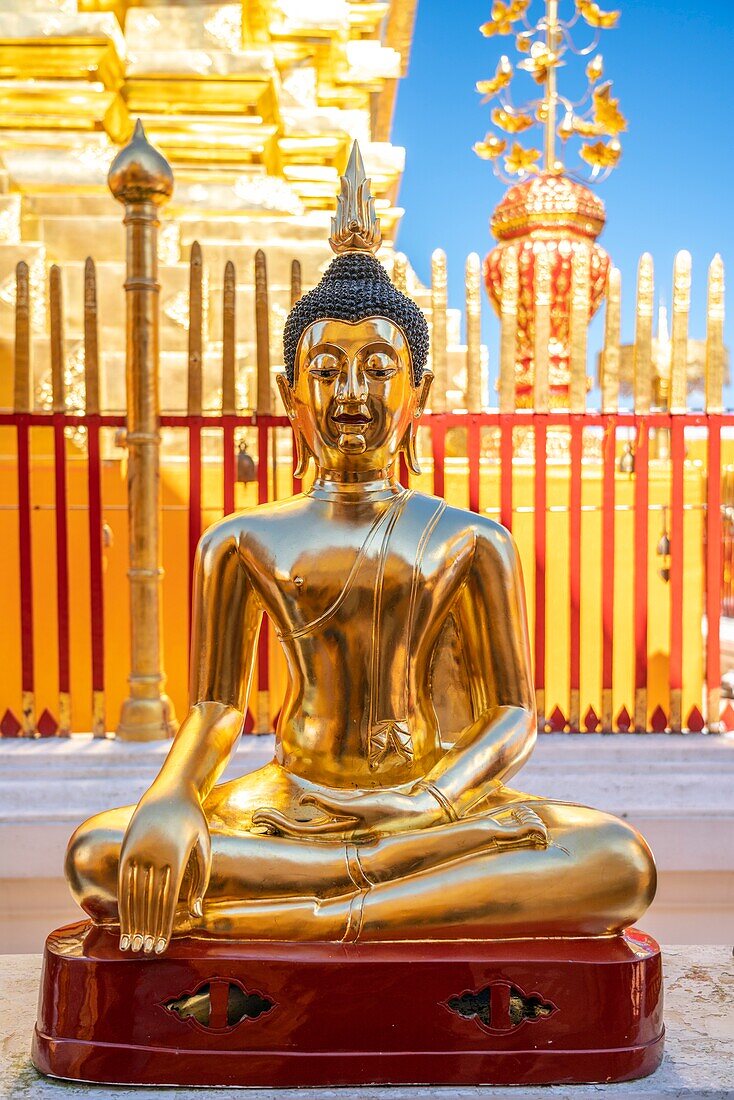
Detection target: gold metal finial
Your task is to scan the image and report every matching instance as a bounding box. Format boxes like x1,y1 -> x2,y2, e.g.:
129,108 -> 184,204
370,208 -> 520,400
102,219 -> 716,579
108,118 -> 174,207
329,140 -> 381,256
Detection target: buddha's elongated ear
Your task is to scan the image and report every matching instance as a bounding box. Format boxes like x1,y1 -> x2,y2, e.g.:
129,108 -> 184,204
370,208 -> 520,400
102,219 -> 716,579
416,370 -> 433,416
276,371 -> 312,479
400,370 -> 433,477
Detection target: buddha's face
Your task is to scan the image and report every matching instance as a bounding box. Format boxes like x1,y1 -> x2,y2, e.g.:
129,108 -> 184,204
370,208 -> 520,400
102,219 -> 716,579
281,317 -> 429,474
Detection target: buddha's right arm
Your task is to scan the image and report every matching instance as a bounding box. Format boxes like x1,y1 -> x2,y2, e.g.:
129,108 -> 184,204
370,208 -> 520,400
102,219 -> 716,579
149,524 -> 262,802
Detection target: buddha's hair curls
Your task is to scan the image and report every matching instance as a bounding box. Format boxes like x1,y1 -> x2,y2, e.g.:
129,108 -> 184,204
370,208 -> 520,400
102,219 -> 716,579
282,252 -> 430,385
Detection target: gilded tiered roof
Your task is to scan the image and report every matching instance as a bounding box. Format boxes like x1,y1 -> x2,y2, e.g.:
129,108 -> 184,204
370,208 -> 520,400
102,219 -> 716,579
0,0 -> 415,235
0,0 -> 418,414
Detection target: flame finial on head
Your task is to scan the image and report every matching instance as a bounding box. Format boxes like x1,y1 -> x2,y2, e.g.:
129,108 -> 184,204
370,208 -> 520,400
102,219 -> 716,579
329,140 -> 381,256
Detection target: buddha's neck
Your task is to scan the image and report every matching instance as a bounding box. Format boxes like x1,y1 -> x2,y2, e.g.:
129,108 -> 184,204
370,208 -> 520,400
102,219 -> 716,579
308,465 -> 403,503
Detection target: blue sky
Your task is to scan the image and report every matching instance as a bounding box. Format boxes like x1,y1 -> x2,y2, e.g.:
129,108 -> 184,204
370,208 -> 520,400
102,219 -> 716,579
392,0 -> 734,404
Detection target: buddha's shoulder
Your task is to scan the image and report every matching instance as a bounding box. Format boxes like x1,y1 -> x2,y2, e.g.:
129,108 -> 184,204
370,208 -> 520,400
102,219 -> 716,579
197,496 -> 306,548
411,491 -> 516,554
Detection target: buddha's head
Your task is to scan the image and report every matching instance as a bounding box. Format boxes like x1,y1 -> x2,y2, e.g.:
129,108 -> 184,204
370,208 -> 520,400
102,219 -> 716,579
278,143 -> 432,479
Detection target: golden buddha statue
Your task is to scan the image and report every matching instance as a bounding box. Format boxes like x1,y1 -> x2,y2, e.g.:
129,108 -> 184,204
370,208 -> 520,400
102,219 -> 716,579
66,143 -> 655,956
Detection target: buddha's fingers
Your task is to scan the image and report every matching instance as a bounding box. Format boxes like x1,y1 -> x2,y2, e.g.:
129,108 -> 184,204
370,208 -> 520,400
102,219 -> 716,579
143,865 -> 165,954
130,864 -> 151,952
153,866 -> 171,954
118,860 -> 134,950
509,807 -> 549,848
157,860 -> 189,956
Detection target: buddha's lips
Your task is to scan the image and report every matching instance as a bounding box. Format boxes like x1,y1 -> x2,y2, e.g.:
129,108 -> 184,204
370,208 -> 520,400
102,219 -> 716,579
332,411 -> 371,426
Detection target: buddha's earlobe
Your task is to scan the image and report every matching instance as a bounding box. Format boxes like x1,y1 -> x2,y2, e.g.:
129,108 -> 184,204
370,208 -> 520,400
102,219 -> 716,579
416,370 -> 434,416
400,371 -> 433,477
276,373 -> 312,479
400,421 -> 422,476
292,427 -> 312,479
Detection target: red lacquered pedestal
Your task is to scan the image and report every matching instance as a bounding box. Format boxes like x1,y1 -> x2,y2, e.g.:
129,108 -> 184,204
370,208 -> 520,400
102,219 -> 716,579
32,921 -> 664,1087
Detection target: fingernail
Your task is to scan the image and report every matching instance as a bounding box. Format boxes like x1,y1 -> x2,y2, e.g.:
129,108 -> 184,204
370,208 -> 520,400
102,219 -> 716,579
131,934 -> 144,952
155,938 -> 167,954
143,936 -> 154,953
192,898 -> 203,918
119,934 -> 130,951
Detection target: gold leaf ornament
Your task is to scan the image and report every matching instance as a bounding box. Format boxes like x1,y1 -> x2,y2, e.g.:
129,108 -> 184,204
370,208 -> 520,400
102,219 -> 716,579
473,133 -> 507,160
572,116 -> 606,138
557,110 -> 574,142
585,53 -> 604,84
592,82 -> 627,135
480,0 -> 530,37
505,142 -> 541,176
579,137 -> 621,170
476,55 -> 513,101
492,106 -> 534,133
518,41 -> 564,85
576,0 -> 620,28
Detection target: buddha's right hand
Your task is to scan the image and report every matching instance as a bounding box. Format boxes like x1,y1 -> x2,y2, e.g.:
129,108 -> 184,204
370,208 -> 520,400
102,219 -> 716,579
117,785 -> 212,955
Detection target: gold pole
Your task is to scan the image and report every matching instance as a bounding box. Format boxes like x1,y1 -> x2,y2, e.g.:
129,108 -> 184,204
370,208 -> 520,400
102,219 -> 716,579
222,260 -> 236,416
83,257 -> 106,738
14,261 -> 35,736
543,0 -> 559,172
499,246 -> 519,413
600,266 -> 621,414
633,253 -> 654,415
465,252 -> 482,412
290,259 -> 302,309
393,252 -> 408,294
670,250 -> 691,415
705,254 -> 725,415
430,248 -> 448,412
255,249 -> 272,416
187,242 -> 203,416
49,265 -> 71,736
109,119 -> 177,741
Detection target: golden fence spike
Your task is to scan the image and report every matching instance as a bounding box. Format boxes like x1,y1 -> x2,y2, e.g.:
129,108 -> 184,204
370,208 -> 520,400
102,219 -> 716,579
49,264 -> 65,413
255,248 -> 272,415
600,266 -> 621,414
465,252 -> 482,412
290,259 -> 302,309
533,247 -> 551,414
705,253 -> 725,414
670,250 -> 692,414
633,252 -> 654,415
187,241 -> 203,416
13,261 -> 31,413
222,259 -> 236,416
83,257 -> 100,416
393,252 -> 408,293
430,248 -> 448,412
569,246 -> 590,413
499,246 -> 519,413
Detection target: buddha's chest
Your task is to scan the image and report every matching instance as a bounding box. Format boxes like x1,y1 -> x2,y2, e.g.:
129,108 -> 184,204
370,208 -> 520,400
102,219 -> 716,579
243,497 -> 472,653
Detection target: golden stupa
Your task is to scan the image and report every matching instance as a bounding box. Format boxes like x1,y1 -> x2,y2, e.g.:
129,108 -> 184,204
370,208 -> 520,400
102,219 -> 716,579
0,0 -> 422,413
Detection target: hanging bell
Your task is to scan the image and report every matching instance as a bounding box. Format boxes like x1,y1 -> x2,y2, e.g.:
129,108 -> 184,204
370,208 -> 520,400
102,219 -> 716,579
236,441 -> 257,484
618,442 -> 635,475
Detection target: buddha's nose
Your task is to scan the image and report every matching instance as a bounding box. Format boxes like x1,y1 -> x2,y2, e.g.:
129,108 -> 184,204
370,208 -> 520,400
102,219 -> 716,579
338,358 -> 368,403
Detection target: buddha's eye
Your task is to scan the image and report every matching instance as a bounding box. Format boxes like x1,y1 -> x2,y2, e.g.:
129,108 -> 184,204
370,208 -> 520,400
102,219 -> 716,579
364,351 -> 397,379
308,353 -> 340,381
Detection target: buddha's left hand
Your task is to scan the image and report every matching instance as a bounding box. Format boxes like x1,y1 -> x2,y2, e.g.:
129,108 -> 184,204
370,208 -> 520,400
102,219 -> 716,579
252,786 -> 441,840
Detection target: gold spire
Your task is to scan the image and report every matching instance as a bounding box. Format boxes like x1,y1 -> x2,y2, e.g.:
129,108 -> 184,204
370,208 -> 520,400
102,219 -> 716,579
329,140 -> 382,256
